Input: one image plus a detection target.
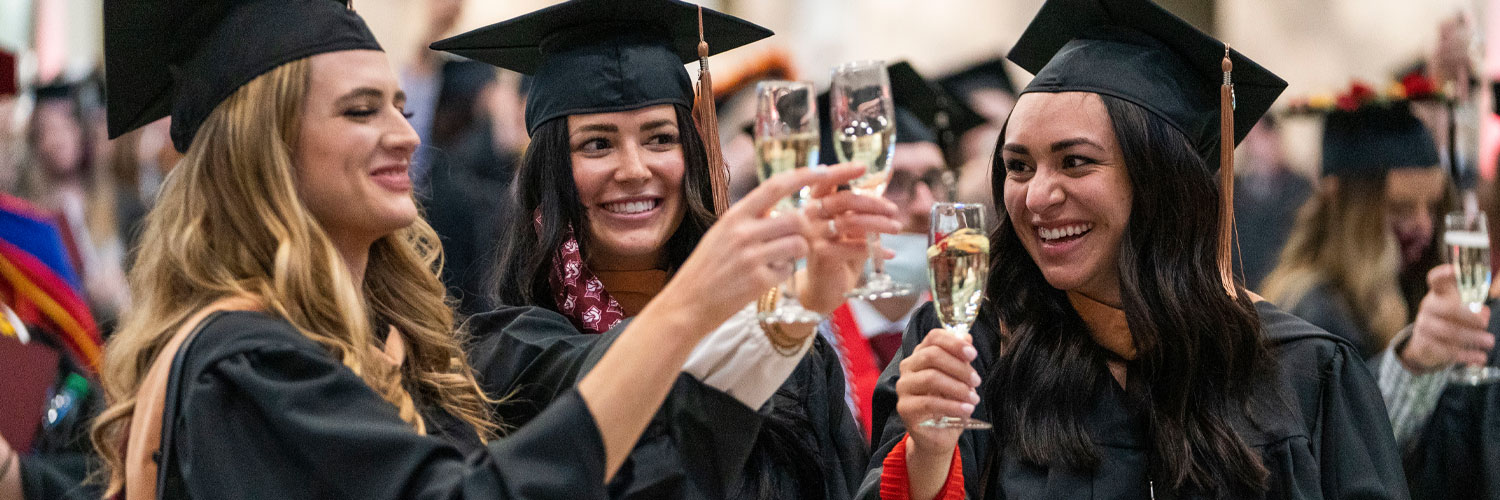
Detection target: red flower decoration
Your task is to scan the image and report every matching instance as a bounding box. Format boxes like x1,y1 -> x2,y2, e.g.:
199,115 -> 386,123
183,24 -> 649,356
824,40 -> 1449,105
1400,71 -> 1437,98
1336,94 -> 1361,111
1348,81 -> 1376,101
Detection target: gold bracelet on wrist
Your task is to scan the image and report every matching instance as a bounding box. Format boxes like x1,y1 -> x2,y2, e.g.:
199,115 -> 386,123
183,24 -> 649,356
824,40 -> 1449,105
756,287 -> 806,356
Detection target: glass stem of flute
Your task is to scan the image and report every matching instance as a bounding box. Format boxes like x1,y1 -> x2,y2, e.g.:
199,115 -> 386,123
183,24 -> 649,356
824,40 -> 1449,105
867,233 -> 886,277
785,256 -> 800,300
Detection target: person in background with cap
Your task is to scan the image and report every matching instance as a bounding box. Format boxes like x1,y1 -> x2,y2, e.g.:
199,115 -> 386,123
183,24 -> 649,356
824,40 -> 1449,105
1364,20 -> 1500,495
88,0 -> 869,498
17,83 -> 132,326
936,58 -> 1017,219
864,0 -> 1406,498
1231,115 -> 1312,292
434,0 -> 887,498
1262,91 -> 1451,361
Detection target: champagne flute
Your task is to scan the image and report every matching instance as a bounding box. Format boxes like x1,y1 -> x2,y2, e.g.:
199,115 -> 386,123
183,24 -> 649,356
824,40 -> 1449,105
753,80 -> 823,325
830,60 -> 913,301
1446,210 -> 1499,385
918,202 -> 992,430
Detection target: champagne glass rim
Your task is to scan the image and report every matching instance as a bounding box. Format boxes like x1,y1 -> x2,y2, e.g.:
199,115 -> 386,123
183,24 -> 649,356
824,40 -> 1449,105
832,59 -> 886,72
756,79 -> 815,90
1446,210 -> 1489,228
933,201 -> 985,211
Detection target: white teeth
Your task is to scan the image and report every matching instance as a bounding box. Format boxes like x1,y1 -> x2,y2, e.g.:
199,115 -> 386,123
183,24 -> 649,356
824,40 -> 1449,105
604,200 -> 657,214
1038,223 -> 1093,241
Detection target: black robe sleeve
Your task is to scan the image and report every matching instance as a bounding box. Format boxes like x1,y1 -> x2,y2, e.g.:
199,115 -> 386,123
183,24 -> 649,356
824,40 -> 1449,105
465,306 -> 601,429
1401,306 -> 1500,500
1312,338 -> 1410,498
1284,283 -> 1378,359
858,302 -> 1407,500
167,311 -> 608,500
576,317 -> 872,499
466,306 -> 769,499
730,336 -> 868,499
858,303 -> 998,500
19,455 -> 100,500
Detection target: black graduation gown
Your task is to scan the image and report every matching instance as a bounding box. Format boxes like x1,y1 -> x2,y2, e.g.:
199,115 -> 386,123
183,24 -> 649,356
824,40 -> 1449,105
1402,298 -> 1500,499
858,301 -> 1409,500
422,121 -> 517,317
1285,282 -> 1383,360
155,311 -> 609,500
1233,169 -> 1313,292
465,305 -> 868,500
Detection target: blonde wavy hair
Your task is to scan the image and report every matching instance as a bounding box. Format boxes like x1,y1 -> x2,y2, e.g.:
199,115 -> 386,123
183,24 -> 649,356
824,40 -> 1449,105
90,57 -> 497,496
1262,175 -> 1408,350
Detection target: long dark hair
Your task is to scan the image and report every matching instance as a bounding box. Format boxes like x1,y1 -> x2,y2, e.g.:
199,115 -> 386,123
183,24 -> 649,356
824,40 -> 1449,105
984,94 -> 1276,497
491,104 -> 717,308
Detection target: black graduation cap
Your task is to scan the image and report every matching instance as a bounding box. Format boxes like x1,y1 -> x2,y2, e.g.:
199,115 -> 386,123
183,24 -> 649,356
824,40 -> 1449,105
938,57 -> 1016,101
430,0 -> 773,135
887,61 -> 986,149
812,62 -> 977,165
104,0 -> 382,152
1008,0 -> 1287,167
1321,101 -> 1439,178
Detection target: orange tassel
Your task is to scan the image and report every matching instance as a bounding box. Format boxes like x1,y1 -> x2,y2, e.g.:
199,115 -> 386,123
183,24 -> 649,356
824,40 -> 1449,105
692,5 -> 731,215
1218,46 -> 1238,298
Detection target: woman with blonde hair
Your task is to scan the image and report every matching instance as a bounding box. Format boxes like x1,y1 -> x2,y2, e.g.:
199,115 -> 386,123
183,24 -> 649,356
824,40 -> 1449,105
1262,98 -> 1449,358
61,0 -> 862,498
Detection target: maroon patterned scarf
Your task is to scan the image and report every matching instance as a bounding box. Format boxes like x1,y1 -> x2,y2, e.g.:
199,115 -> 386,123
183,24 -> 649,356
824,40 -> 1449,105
536,212 -> 626,334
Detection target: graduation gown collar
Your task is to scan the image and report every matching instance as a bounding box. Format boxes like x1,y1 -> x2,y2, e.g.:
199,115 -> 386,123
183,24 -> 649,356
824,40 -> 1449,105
1067,291 -> 1137,361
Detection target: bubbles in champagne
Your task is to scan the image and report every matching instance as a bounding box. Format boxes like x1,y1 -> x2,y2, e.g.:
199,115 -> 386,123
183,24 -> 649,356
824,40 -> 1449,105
1447,230 -> 1492,311
755,132 -> 820,214
836,126 -> 894,197
928,228 -> 989,335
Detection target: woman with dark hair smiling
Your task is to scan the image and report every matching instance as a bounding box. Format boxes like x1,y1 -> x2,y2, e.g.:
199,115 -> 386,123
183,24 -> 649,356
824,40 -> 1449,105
434,1 -> 882,498
861,0 -> 1407,498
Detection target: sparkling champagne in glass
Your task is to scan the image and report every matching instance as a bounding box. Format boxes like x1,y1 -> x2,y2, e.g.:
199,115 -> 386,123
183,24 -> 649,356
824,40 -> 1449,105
831,60 -> 912,301
918,202 -> 992,430
753,80 -> 823,325
1446,211 -> 1499,385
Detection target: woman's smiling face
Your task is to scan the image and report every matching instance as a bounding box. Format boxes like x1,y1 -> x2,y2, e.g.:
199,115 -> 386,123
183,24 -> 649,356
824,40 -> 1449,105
1000,92 -> 1133,305
568,104 -> 687,271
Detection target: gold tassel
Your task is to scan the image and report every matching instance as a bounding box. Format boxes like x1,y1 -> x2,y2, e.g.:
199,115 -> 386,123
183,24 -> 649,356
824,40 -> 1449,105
692,5 -> 731,215
1218,46 -> 1239,298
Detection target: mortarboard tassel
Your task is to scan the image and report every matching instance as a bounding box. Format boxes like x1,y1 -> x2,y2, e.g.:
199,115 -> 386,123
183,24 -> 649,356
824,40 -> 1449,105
692,5 -> 731,215
1218,46 -> 1239,298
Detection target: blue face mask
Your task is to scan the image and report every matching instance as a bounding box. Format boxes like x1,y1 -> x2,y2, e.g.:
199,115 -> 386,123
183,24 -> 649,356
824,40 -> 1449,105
872,233 -> 932,296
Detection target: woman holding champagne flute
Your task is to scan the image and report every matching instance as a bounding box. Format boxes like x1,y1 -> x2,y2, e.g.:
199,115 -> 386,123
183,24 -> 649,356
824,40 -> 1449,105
861,0 -> 1407,498
1261,91 -> 1452,360
433,1 -> 882,498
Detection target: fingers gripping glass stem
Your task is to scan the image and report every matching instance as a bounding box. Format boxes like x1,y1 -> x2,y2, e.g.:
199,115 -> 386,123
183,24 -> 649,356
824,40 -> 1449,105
918,202 -> 992,430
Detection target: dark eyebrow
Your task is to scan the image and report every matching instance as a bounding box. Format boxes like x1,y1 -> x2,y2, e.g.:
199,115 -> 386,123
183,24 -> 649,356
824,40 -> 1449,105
1050,137 -> 1103,153
573,123 -> 619,134
640,119 -> 675,132
1001,143 -> 1029,155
